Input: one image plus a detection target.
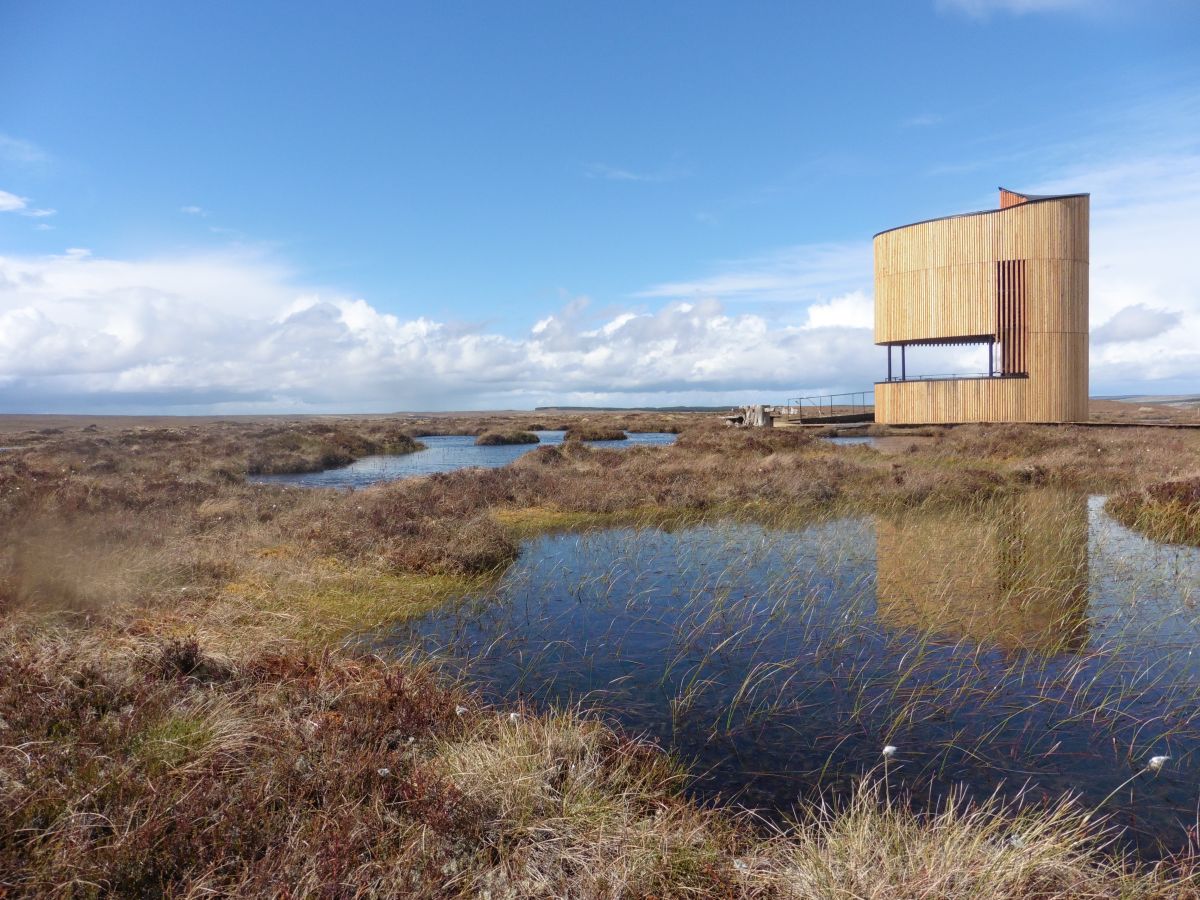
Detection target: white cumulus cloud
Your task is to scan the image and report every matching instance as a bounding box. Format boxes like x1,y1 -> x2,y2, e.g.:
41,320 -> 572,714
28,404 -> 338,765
803,291 -> 874,330
0,188 -> 55,218
0,248 -> 885,412
0,190 -> 28,213
1092,304 -> 1182,345
5,88 -> 1197,412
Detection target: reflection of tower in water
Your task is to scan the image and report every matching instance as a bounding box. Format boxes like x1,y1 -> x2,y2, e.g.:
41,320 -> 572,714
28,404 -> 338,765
875,491 -> 1089,652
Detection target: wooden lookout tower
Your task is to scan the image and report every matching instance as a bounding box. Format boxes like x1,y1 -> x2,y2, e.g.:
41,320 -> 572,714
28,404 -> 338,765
873,188 -> 1089,424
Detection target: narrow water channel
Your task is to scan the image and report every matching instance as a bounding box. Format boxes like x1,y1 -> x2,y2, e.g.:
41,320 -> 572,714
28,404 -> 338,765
249,430 -> 677,488
377,492 -> 1200,855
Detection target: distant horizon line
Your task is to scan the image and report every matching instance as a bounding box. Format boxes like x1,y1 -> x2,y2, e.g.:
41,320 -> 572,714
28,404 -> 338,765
0,395 -> 1197,421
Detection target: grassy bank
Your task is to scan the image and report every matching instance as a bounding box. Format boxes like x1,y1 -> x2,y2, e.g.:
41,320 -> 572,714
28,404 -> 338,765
1108,475 -> 1200,546
2,414 -> 1199,896
565,426 -> 629,441
5,630 -> 1192,897
244,422 -> 424,475
475,430 -> 541,446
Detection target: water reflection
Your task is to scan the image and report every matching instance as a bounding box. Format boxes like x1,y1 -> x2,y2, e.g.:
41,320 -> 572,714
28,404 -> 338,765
381,491 -> 1200,854
875,491 -> 1089,651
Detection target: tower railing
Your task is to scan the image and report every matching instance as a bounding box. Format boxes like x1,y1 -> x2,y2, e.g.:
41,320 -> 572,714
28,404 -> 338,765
784,391 -> 875,423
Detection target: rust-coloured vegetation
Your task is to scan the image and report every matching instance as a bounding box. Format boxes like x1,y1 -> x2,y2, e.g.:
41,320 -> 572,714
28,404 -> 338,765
1,412 -> 1199,896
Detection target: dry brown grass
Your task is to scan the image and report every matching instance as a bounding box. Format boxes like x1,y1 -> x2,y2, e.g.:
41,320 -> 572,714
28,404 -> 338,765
244,422 -> 422,474
3,629 -> 1194,898
475,430 -> 541,446
565,426 -> 629,441
1108,475 -> 1200,546
1088,398 -> 1200,425
2,413 -> 1200,895
753,782 -> 1195,899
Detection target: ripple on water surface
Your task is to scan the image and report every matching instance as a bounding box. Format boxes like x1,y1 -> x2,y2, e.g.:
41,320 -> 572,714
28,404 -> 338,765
249,430 -> 676,488
379,492 -> 1200,856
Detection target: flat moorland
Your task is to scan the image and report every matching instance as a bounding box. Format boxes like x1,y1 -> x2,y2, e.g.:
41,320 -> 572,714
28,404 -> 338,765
2,410 -> 1199,897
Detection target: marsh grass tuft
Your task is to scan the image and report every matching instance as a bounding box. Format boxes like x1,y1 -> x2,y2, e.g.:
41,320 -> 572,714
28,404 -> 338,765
764,780 -> 1174,899
565,426 -> 628,441
475,430 -> 541,446
1108,475 -> 1200,546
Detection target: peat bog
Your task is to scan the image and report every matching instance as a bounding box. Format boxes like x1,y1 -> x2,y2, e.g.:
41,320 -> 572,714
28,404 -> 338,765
3,411 -> 1200,896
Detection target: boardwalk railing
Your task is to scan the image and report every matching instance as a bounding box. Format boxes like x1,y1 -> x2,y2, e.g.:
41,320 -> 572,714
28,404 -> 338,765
784,391 -> 875,424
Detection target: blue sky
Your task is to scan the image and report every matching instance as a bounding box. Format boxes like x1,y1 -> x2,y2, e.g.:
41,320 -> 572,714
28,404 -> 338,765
2,0 -> 1199,412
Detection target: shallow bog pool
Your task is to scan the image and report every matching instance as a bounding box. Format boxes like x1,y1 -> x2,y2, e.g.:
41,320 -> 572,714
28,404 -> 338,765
378,491 -> 1200,855
249,430 -> 676,488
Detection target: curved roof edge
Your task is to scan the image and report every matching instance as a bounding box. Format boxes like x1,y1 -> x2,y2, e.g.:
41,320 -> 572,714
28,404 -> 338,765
998,185 -> 1074,202
873,191 -> 1089,239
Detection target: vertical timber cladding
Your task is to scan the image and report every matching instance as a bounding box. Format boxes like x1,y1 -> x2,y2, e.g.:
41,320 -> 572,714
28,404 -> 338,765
873,189 -> 1089,424
997,259 -> 1028,376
